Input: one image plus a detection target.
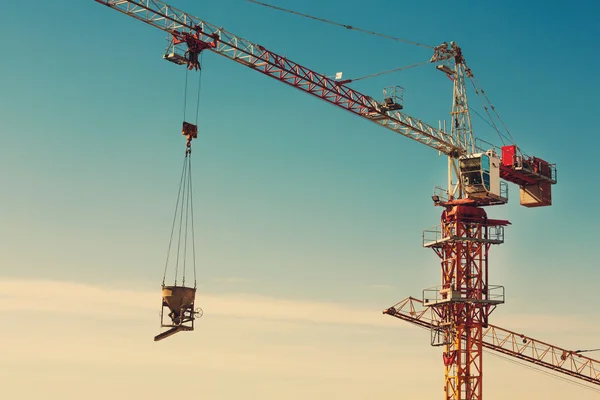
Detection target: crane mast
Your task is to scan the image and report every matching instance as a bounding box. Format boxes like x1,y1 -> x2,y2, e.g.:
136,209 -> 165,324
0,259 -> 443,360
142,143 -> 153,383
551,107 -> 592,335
431,41 -> 475,155
425,41 -> 507,400
94,1 -> 565,399
429,41 -> 475,201
418,204 -> 509,400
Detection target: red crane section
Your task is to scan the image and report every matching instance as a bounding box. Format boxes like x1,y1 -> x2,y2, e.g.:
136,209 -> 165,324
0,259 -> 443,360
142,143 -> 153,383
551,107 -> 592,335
384,297 -> 600,387
499,144 -> 557,207
419,205 -> 510,399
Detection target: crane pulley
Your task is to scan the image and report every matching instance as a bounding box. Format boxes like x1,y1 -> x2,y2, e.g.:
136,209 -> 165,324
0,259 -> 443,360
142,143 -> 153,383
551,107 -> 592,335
166,26 -> 218,70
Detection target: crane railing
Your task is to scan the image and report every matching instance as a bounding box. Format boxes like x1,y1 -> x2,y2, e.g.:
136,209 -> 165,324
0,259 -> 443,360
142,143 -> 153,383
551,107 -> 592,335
95,0 -> 465,157
384,297 -> 600,387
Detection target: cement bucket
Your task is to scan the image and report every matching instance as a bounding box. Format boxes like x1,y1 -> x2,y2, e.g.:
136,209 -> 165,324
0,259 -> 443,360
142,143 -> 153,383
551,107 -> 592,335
162,286 -> 196,314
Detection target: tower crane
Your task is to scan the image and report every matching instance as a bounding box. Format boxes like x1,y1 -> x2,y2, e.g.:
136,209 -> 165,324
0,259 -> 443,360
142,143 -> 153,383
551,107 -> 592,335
92,1 -> 585,398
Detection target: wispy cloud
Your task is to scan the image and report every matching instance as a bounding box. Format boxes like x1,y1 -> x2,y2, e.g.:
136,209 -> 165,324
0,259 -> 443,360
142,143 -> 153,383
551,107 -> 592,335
0,278 -> 399,328
492,313 -> 600,336
366,283 -> 394,290
209,276 -> 254,284
2,279 -> 597,400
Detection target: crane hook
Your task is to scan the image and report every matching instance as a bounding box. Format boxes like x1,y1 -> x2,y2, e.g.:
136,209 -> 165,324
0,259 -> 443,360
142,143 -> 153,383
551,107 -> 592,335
182,121 -> 198,155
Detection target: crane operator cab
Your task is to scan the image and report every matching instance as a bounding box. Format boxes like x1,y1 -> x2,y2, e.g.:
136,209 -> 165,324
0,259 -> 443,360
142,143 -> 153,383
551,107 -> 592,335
459,151 -> 508,205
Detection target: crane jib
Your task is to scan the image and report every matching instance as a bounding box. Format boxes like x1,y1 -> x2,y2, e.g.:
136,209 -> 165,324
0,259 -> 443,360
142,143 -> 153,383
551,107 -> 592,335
95,0 -> 464,157
384,297 -> 600,387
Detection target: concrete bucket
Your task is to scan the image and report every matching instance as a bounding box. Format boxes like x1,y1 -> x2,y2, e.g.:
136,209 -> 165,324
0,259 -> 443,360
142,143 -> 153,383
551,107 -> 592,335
154,286 -> 198,342
162,285 -> 196,314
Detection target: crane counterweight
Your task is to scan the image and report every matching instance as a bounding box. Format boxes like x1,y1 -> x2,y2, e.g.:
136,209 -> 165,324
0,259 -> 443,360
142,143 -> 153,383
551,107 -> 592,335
499,144 -> 556,207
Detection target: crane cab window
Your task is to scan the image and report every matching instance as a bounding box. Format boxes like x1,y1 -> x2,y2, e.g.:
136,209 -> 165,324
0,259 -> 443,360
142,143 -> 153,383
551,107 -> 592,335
460,154 -> 493,196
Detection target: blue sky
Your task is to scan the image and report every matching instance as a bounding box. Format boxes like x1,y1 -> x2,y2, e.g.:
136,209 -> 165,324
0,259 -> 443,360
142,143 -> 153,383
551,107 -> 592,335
1,0 -> 599,399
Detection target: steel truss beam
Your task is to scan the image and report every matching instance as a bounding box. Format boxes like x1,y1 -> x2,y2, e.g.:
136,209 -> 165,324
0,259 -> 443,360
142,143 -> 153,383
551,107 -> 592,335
95,0 -> 465,156
384,297 -> 600,387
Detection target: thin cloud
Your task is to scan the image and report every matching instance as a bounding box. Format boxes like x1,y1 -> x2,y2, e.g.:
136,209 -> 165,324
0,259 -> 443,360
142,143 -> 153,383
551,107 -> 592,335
492,313 -> 600,336
209,276 -> 254,283
0,278 -> 400,328
366,283 -> 394,290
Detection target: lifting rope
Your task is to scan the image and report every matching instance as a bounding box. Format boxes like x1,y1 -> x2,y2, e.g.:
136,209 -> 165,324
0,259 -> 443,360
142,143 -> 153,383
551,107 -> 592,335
575,348 -> 600,354
161,144 -> 196,287
466,70 -> 517,147
182,53 -> 204,125
162,54 -> 204,289
469,107 -> 500,133
248,0 -> 433,49
336,60 -> 429,85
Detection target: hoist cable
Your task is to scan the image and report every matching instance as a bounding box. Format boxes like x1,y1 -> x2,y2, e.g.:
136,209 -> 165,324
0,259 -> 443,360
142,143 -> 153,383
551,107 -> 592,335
183,68 -> 189,121
162,155 -> 189,286
470,107 -> 500,132
576,348 -> 600,354
190,54 -> 202,288
195,53 -> 204,126
467,78 -> 505,145
174,158 -> 188,285
187,155 -> 197,288
182,155 -> 195,287
182,156 -> 191,286
248,0 -> 433,49
468,71 -> 516,145
342,61 -> 429,83
163,143 -> 197,287
165,57 -> 202,288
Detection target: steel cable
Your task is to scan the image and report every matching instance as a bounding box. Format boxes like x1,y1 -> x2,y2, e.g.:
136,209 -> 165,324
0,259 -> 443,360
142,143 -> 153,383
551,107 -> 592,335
248,0 -> 433,49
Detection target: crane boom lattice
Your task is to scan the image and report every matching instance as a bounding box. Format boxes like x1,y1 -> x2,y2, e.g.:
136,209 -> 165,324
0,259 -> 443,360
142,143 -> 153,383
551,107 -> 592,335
385,297 -> 600,387
96,0 -> 465,157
